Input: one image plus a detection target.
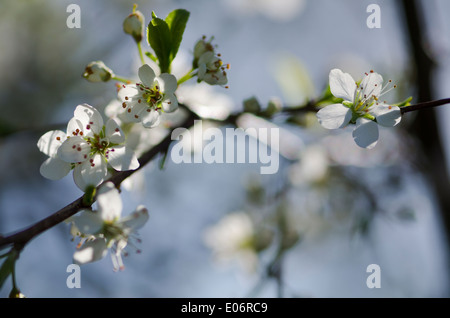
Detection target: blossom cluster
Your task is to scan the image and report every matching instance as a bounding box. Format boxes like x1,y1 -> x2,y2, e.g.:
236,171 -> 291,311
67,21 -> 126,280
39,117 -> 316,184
35,7 -> 232,271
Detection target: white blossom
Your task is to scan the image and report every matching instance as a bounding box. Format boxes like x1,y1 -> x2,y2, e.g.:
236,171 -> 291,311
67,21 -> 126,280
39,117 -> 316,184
38,104 -> 139,191
72,182 -> 149,270
118,64 -> 178,128
317,69 -> 401,149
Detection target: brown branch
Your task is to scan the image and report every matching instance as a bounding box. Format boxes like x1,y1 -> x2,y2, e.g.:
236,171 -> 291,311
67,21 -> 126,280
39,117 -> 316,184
0,111 -> 198,250
0,92 -> 449,251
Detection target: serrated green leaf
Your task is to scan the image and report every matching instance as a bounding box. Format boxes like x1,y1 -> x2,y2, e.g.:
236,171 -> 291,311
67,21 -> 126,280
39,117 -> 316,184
165,9 -> 190,61
147,16 -> 172,73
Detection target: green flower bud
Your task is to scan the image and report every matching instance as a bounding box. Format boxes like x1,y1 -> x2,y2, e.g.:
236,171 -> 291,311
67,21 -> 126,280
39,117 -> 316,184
123,9 -> 145,43
243,96 -> 261,114
263,97 -> 282,117
82,61 -> 114,83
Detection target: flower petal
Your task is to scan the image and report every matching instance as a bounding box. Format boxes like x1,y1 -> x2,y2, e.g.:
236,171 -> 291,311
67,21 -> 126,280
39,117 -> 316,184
118,85 -> 139,102
73,164 -> 87,191
329,69 -> 356,102
97,181 -> 122,222
105,119 -> 125,144
371,104 -> 402,127
74,104 -> 104,135
316,104 -> 352,129
73,238 -> 108,265
161,93 -> 178,113
124,101 -> 147,123
37,130 -> 66,157
80,154 -> 108,188
352,117 -> 379,149
157,73 -> 178,93
360,72 -> 383,99
40,157 -> 72,180
141,109 -> 161,128
57,136 -> 91,163
66,117 -> 85,138
107,145 -> 140,171
138,64 -> 156,87
73,210 -> 103,235
118,205 -> 149,232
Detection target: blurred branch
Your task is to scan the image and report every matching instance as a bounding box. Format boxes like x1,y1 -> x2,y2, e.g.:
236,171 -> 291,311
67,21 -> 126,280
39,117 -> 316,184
0,110 -> 198,250
399,0 -> 450,251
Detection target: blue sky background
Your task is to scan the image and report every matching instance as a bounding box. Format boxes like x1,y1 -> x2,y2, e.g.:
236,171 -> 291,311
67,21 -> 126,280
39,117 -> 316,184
0,0 -> 449,297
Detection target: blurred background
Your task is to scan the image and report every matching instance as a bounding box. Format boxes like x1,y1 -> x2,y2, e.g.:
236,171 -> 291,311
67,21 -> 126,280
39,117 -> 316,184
0,0 -> 449,297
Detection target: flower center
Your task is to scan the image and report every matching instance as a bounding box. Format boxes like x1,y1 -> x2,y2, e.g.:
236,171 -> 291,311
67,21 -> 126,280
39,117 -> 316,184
137,83 -> 163,110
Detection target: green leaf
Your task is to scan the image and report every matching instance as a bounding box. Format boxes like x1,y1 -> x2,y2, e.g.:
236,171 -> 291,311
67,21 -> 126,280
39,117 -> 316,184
393,96 -> 413,107
147,14 -> 172,73
159,151 -> 168,170
165,9 -> 190,61
0,250 -> 16,289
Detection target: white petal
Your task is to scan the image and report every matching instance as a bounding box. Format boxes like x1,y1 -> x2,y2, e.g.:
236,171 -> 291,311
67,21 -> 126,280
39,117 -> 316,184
118,205 -> 149,232
141,109 -> 161,128
97,181 -> 122,222
198,63 -> 207,80
360,72 -> 383,99
37,130 -> 66,157
57,136 -> 91,163
316,104 -> 352,129
124,101 -> 147,123
352,118 -> 379,149
66,117 -> 85,137
73,210 -> 103,234
104,99 -> 123,118
73,238 -> 108,265
74,104 -> 104,135
329,69 -> 356,102
198,51 -> 215,66
371,104 -> 402,127
157,73 -> 178,94
80,154 -> 108,188
105,119 -> 125,144
73,164 -> 87,191
40,157 -> 72,180
138,64 -> 156,87
107,145 -> 140,171
118,85 -> 139,102
161,93 -> 178,113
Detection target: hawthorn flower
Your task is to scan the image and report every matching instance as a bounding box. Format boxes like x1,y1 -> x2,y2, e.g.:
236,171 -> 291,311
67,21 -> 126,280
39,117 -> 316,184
72,182 -> 149,270
317,69 -> 401,149
118,64 -> 178,128
197,51 -> 229,86
38,104 -> 139,190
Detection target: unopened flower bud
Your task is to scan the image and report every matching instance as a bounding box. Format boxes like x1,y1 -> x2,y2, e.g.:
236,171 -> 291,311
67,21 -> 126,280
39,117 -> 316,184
263,97 -> 282,117
123,9 -> 145,43
243,97 -> 261,114
82,61 -> 114,83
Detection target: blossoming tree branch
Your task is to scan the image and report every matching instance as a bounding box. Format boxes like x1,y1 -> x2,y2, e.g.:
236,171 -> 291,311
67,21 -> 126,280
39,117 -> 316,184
0,6 -> 449,297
